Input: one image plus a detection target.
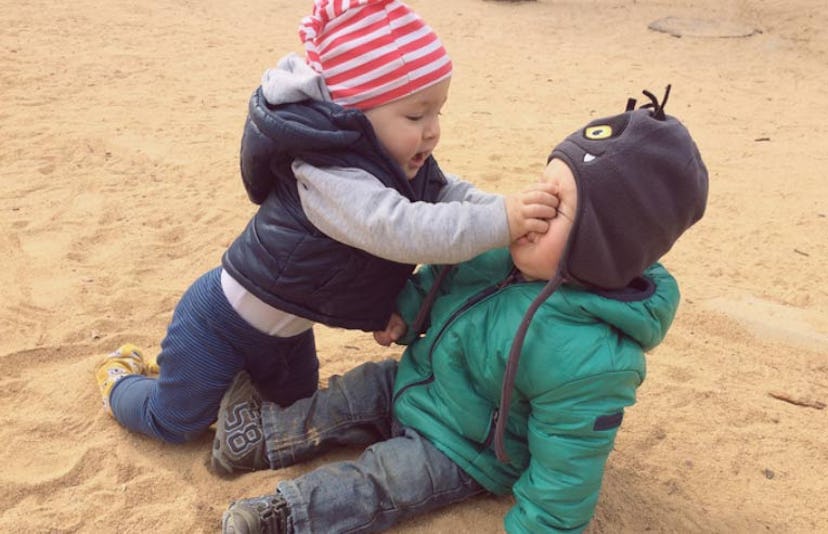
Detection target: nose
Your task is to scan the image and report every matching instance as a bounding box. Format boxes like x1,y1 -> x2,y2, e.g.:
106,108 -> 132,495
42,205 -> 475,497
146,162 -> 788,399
424,115 -> 440,141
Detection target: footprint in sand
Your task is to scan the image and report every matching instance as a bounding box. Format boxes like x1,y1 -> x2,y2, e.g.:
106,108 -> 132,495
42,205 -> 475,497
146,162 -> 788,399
703,295 -> 828,353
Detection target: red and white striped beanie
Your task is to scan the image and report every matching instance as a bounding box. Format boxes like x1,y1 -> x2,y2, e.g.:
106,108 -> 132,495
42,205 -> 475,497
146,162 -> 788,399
298,0 -> 453,110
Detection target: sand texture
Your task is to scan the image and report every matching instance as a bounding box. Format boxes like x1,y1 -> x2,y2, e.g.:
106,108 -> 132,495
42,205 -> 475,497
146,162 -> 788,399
1,0 -> 826,532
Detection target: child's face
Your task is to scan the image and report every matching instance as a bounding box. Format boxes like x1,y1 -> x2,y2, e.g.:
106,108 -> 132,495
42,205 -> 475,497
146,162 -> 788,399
509,158 -> 578,281
363,78 -> 450,180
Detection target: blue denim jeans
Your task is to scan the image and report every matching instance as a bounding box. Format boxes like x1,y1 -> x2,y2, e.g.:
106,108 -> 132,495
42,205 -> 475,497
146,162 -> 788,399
259,359 -> 486,534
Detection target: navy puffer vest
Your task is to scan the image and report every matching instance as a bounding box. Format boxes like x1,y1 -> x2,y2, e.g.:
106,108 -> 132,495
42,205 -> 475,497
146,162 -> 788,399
222,88 -> 446,331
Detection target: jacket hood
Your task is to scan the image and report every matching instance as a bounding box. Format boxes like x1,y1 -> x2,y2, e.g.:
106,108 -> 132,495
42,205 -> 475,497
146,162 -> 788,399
241,58 -> 415,204
247,85 -> 367,157
247,53 -> 384,160
555,269 -> 678,352
261,53 -> 331,106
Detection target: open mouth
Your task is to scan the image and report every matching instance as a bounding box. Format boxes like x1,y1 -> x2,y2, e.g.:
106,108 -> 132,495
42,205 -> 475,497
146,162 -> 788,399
412,151 -> 428,166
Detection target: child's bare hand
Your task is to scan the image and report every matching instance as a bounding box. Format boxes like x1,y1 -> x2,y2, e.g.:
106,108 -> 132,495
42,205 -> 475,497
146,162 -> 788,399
373,313 -> 407,346
505,182 -> 559,241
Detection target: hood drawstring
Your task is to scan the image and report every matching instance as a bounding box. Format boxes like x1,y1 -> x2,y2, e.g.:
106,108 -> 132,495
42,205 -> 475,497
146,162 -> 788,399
493,271 -> 563,462
409,265 -> 453,338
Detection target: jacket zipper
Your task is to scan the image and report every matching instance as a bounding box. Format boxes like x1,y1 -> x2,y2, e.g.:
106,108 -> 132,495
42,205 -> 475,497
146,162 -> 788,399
393,268 -> 519,403
482,408 -> 500,448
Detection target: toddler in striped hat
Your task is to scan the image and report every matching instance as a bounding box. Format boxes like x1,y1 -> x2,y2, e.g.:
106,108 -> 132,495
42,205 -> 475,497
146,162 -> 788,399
94,0 -> 560,462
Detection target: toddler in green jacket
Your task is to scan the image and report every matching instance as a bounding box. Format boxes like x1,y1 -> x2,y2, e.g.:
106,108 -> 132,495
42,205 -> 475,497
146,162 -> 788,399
212,86 -> 709,534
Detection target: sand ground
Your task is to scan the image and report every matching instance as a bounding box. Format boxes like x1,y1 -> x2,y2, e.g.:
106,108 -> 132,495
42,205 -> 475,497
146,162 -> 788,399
1,0 -> 826,532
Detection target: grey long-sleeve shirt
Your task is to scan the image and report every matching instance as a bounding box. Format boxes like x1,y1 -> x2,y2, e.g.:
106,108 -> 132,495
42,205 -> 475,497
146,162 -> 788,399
295,162 -> 509,265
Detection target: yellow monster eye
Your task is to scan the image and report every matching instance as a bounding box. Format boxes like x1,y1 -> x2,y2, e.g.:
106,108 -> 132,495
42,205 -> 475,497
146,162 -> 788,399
584,125 -> 613,140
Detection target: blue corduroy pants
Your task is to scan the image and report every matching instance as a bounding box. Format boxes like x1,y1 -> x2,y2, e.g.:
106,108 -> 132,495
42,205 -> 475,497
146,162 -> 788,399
109,267 -> 319,443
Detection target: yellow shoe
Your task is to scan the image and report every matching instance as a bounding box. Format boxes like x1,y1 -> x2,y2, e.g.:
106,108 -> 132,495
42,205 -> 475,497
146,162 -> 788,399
145,356 -> 160,375
95,344 -> 146,413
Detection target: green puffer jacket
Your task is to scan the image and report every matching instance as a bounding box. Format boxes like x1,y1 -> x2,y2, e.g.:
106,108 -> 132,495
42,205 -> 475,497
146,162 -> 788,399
392,248 -> 679,533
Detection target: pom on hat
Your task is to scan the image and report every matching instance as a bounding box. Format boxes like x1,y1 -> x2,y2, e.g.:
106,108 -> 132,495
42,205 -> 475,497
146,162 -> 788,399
298,0 -> 453,110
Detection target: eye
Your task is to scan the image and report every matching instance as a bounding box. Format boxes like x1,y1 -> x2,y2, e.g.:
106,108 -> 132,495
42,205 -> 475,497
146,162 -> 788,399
584,125 -> 613,140
580,113 -> 631,140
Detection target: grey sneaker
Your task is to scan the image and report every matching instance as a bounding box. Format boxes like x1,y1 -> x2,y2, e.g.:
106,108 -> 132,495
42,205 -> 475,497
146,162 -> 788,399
222,492 -> 290,534
211,371 -> 269,476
